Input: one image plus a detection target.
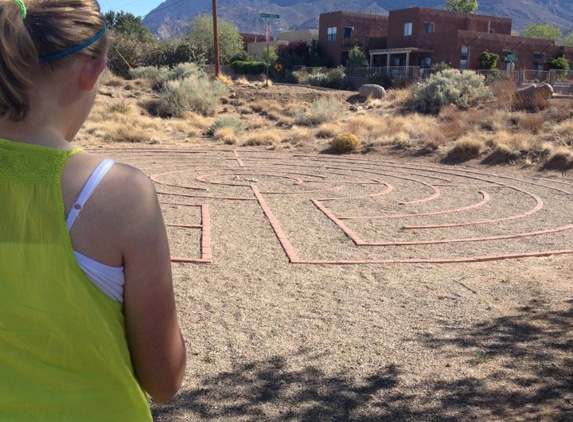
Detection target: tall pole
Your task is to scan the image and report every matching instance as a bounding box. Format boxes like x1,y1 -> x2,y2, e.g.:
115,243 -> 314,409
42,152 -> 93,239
212,0 -> 220,77
266,22 -> 270,85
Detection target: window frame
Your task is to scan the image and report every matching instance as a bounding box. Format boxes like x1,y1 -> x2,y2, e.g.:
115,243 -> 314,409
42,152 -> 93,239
423,22 -> 434,34
404,22 -> 412,37
327,26 -> 337,42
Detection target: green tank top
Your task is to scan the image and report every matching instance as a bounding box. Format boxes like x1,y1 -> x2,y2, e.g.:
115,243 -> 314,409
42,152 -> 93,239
0,138 -> 151,421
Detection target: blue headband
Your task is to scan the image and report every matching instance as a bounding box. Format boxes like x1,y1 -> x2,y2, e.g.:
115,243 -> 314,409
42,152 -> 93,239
38,26 -> 106,62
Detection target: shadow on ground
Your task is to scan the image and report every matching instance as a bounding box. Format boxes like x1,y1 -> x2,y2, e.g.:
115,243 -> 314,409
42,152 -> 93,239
153,300 -> 573,421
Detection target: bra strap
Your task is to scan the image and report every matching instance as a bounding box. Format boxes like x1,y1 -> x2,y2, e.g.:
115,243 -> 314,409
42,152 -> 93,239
66,159 -> 115,230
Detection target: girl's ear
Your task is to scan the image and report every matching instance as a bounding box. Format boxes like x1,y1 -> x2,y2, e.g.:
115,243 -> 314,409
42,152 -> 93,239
79,57 -> 107,91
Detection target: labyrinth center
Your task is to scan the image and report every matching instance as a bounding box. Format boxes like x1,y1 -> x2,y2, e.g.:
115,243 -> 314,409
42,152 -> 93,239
103,148 -> 573,264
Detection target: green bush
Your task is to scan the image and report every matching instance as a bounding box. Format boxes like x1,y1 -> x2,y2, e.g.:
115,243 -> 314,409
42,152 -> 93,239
405,69 -> 492,115
479,51 -> 499,69
331,133 -> 361,153
158,74 -> 228,117
208,116 -> 245,136
289,70 -> 310,84
547,56 -> 569,71
308,66 -> 348,89
230,60 -> 266,75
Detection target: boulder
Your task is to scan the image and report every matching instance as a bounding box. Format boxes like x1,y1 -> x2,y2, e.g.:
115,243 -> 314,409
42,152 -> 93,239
516,82 -> 554,101
359,84 -> 386,99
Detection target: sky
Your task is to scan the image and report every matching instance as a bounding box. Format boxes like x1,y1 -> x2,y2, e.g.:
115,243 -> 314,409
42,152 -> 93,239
99,0 -> 161,18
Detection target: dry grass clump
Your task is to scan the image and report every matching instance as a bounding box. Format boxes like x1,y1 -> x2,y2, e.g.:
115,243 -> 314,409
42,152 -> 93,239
447,135 -> 485,161
551,119 -> 573,145
543,147 -> 573,169
107,125 -> 153,143
490,79 -> 517,110
243,131 -> 282,146
107,101 -> 131,114
345,115 -> 386,141
208,115 -> 245,136
330,132 -> 361,153
213,127 -> 237,144
282,127 -> 314,147
216,73 -> 233,86
294,98 -> 346,126
316,122 -> 340,139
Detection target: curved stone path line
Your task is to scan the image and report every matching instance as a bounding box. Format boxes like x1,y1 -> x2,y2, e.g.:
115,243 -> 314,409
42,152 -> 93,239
96,148 -> 573,264
317,182 -> 393,201
402,187 -> 543,229
311,198 -> 573,246
340,190 -> 490,220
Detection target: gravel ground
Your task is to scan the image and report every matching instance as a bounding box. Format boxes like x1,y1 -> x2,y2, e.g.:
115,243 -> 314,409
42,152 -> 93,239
88,146 -> 573,422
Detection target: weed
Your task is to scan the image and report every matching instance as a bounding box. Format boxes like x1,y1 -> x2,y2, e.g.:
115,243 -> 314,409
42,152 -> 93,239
331,133 -> 361,153
107,101 -> 131,114
208,116 -> 245,136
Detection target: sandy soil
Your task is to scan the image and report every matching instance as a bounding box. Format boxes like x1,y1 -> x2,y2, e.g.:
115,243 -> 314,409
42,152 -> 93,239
79,83 -> 573,421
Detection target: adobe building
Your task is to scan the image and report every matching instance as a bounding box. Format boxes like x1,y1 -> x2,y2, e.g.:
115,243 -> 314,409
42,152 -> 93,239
319,7 -> 573,73
247,29 -> 318,61
318,11 -> 388,66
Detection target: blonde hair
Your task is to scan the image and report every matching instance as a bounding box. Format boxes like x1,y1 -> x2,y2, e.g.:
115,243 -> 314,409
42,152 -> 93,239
0,0 -> 109,121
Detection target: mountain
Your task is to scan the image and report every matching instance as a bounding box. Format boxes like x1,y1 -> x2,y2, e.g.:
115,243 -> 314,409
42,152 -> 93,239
142,0 -> 573,39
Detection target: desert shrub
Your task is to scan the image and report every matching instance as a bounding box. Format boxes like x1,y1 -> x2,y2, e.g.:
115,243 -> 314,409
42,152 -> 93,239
430,62 -> 452,74
447,136 -> 484,161
308,66 -> 348,89
405,69 -> 492,115
308,72 -> 329,87
158,74 -> 228,117
208,116 -> 245,136
331,132 -> 361,153
294,99 -> 346,126
129,66 -> 169,87
289,70 -> 310,84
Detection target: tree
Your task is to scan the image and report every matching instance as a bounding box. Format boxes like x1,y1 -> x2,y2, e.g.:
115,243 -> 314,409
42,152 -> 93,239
558,32 -> 573,46
547,55 -> 569,71
186,14 -> 244,65
261,47 -> 278,66
277,41 -> 310,69
346,45 -> 368,73
444,0 -> 478,14
104,11 -> 153,43
479,51 -> 499,69
521,23 -> 562,41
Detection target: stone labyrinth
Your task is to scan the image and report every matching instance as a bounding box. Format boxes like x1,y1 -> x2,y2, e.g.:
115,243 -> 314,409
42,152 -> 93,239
105,148 -> 573,264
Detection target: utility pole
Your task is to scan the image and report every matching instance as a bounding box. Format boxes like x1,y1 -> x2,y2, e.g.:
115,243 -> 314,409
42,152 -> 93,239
212,0 -> 220,76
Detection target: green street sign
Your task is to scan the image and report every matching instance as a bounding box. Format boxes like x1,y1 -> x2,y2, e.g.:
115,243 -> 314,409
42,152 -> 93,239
260,13 -> 280,19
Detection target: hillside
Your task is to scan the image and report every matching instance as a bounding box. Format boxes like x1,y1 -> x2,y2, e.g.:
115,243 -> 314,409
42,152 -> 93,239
142,0 -> 573,39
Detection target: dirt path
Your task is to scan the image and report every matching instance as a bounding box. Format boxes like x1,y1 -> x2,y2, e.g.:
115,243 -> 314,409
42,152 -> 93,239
91,146 -> 573,421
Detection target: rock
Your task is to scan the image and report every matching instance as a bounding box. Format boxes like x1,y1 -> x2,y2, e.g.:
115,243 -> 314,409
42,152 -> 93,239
359,84 -> 386,99
515,82 -> 554,101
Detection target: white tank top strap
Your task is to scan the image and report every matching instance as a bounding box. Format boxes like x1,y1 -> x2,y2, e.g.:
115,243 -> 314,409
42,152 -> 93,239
66,159 -> 115,230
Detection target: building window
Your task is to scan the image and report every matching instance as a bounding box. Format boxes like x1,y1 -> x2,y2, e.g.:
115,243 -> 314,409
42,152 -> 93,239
423,22 -> 434,33
327,27 -> 337,42
343,27 -> 353,39
533,52 -> 546,62
460,45 -> 469,70
404,22 -> 412,36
